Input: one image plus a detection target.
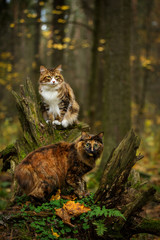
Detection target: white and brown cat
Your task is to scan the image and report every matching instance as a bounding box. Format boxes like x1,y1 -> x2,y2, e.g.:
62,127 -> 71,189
39,65 -> 79,128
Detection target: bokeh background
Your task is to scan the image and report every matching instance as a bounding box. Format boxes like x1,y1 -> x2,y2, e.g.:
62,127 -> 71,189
0,0 -> 160,233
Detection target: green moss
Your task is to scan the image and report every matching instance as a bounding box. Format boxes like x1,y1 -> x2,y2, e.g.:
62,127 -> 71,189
0,144 -> 17,157
140,218 -> 160,231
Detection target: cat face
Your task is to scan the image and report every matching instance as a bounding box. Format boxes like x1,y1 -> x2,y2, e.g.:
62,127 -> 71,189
39,65 -> 64,87
76,132 -> 104,165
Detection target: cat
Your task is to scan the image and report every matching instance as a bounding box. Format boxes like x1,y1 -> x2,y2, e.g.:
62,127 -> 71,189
15,132 -> 104,201
39,65 -> 79,128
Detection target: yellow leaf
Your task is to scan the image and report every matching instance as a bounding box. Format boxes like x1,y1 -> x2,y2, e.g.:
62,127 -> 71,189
24,9 -> 28,14
10,23 -> 15,28
50,189 -> 61,201
52,10 -> 62,15
99,39 -> 106,44
63,44 -> 67,49
0,79 -> 6,85
82,43 -> 90,48
27,33 -> 32,38
6,84 -> 12,91
39,1 -> 44,6
53,43 -> 63,50
27,13 -> 37,18
97,46 -> 104,52
1,52 -> 11,59
145,119 -> 153,128
42,30 -> 51,38
19,19 -> 25,23
63,37 -> 71,43
47,40 -> 53,48
7,64 -> 12,72
69,45 -> 75,50
61,5 -> 70,10
55,201 -> 91,227
54,30 -> 60,34
32,61 -> 37,69
57,18 -> 66,23
51,227 -> 60,238
18,33 -> 22,37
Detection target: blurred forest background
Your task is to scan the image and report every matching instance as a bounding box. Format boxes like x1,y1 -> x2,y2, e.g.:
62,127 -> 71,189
0,0 -> 160,190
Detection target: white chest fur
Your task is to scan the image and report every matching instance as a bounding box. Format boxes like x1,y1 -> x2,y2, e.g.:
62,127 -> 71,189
40,86 -> 60,116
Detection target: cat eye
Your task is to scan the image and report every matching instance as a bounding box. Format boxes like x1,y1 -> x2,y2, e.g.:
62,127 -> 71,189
47,76 -> 51,79
94,143 -> 99,150
85,143 -> 91,149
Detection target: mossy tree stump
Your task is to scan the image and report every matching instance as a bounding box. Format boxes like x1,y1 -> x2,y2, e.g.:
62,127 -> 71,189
1,78 -> 89,173
0,79 -> 160,239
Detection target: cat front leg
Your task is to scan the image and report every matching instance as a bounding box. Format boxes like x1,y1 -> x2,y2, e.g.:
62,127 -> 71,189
61,103 -> 79,128
52,115 -> 62,126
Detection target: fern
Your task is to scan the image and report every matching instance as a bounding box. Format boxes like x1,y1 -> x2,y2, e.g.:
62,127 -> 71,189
93,220 -> 107,236
88,206 -> 126,220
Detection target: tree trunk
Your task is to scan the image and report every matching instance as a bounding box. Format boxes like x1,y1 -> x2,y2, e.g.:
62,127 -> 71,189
135,0 -> 154,134
88,0 -> 101,128
100,0 -> 131,170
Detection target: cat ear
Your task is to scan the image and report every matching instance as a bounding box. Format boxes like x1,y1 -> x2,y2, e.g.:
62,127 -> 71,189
94,132 -> 104,143
81,132 -> 90,140
40,66 -> 47,73
54,65 -> 62,73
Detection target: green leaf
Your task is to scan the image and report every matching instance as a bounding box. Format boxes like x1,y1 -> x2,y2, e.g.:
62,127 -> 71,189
93,220 -> 107,236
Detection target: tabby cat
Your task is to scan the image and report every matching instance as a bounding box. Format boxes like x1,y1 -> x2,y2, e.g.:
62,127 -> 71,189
39,65 -> 79,128
15,132 -> 104,201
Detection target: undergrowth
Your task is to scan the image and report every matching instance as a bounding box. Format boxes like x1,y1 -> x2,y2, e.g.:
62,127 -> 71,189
11,193 -> 125,240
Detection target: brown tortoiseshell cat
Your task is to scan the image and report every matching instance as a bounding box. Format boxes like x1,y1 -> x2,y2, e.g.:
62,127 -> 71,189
15,132 -> 103,201
39,65 -> 79,128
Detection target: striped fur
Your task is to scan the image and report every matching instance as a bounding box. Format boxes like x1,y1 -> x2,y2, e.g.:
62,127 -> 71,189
39,65 -> 79,127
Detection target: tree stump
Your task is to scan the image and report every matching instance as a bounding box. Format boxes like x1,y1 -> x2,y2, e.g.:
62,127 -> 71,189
0,79 -> 160,240
1,78 -> 89,173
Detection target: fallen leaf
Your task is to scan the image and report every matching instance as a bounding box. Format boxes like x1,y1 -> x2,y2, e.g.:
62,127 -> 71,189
55,201 -> 91,227
50,189 -> 61,201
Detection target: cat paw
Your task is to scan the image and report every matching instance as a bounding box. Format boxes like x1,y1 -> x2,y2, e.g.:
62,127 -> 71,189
46,120 -> 51,124
62,120 -> 69,128
52,120 -> 61,125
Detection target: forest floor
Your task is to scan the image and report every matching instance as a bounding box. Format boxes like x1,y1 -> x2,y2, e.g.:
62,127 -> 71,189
0,167 -> 160,240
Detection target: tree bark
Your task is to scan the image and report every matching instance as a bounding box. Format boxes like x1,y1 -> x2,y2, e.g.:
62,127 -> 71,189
100,0 -> 131,170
